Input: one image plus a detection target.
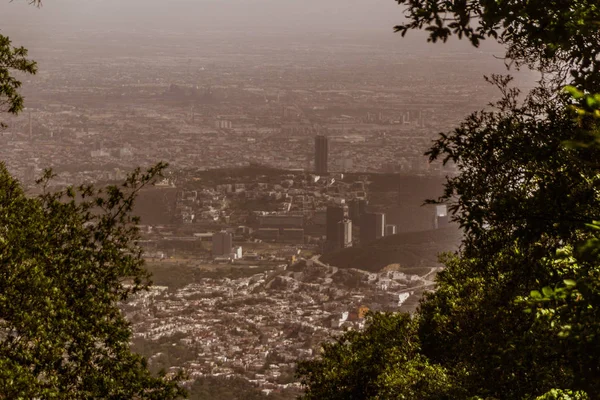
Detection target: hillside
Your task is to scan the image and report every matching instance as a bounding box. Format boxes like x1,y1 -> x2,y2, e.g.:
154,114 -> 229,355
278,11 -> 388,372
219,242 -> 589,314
320,226 -> 462,273
134,187 -> 179,225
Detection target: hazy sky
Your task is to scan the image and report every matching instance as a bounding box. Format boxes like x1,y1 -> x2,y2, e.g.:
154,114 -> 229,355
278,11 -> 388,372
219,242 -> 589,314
2,0 -> 403,30
0,0 -> 496,52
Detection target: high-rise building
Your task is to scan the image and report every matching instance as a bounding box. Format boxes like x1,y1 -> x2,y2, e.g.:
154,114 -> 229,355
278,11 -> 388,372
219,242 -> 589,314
314,135 -> 329,175
212,231 -> 233,257
434,204 -> 449,229
375,213 -> 386,239
360,213 -> 375,244
349,199 -> 368,224
360,212 -> 386,244
337,219 -> 353,249
358,199 -> 367,216
326,206 -> 345,249
349,200 -> 360,223
215,119 -> 233,129
385,224 -> 397,236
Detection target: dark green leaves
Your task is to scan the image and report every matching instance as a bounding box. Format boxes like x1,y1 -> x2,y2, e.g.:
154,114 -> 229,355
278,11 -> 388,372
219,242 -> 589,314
394,0 -> 600,91
296,313 -> 453,400
0,163 -> 185,399
293,2 -> 600,400
0,34 -> 37,127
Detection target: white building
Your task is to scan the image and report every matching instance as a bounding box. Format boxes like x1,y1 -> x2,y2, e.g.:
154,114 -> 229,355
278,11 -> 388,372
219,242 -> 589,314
231,246 -> 243,260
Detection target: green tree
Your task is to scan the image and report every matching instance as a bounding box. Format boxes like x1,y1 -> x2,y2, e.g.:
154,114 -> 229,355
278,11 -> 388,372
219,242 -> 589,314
0,1 -> 40,127
297,313 -> 452,400
535,389 -> 589,400
521,94 -> 600,397
0,34 -> 37,126
415,76 -> 600,397
394,0 -> 600,91
0,3 -> 185,397
408,4 -> 600,394
298,1 -> 600,399
0,163 -> 186,398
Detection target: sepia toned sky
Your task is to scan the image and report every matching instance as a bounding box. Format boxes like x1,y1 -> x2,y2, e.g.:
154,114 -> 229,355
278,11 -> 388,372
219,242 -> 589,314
0,0 -> 502,53
2,0 -> 405,32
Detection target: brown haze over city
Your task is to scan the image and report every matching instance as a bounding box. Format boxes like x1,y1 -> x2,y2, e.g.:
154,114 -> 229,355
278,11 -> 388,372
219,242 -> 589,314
3,0 -> 507,57
0,1 -> 540,398
1,0 -> 537,106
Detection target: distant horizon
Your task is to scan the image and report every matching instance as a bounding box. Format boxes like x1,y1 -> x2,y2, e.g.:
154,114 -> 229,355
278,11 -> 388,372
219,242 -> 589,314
1,0 -> 505,56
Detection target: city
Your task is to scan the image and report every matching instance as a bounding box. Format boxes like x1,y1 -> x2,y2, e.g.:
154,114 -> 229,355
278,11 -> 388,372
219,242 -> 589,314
0,0 -> 560,398
0,6 -> 487,397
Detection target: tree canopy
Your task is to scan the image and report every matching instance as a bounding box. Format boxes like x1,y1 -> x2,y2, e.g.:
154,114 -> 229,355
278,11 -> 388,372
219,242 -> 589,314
297,312 -> 452,400
298,1 -> 600,399
394,0 -> 600,91
0,1 -> 43,126
0,163 -> 186,398
0,3 -> 186,397
0,34 -> 37,126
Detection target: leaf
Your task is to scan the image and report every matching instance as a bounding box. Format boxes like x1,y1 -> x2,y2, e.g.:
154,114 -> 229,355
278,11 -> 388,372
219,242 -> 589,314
563,279 -> 577,288
542,287 -> 553,297
586,96 -> 597,108
530,290 -> 543,299
564,86 -> 584,99
584,222 -> 600,230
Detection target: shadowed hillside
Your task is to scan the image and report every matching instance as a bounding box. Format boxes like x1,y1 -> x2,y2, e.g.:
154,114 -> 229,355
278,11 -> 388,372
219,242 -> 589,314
134,187 -> 179,225
321,226 -> 462,273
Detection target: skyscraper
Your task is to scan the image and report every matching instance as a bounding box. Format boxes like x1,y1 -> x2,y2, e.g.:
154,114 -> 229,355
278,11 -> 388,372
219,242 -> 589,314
349,199 -> 367,224
314,135 -> 328,175
375,213 -> 386,239
434,204 -> 449,229
360,212 -> 386,244
337,219 -> 353,249
349,200 -> 360,223
326,206 -> 345,250
385,224 -> 397,236
212,231 -> 233,257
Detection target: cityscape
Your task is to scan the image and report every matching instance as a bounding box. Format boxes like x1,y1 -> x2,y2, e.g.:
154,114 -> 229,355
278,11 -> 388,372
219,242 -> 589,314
0,0 -> 541,398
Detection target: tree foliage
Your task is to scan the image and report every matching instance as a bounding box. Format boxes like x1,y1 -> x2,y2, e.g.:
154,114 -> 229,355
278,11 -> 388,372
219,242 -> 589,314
0,2 -> 188,398
297,313 -> 452,400
0,34 -> 37,126
394,0 -> 600,90
520,96 -> 600,396
0,163 -> 186,398
0,1 -> 44,127
298,1 -> 600,399
416,75 -> 600,394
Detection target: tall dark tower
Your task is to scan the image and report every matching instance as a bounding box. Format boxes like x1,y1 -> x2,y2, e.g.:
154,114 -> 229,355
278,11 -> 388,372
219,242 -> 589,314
360,212 -> 386,244
349,198 -> 368,224
314,135 -> 328,175
326,206 -> 345,250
